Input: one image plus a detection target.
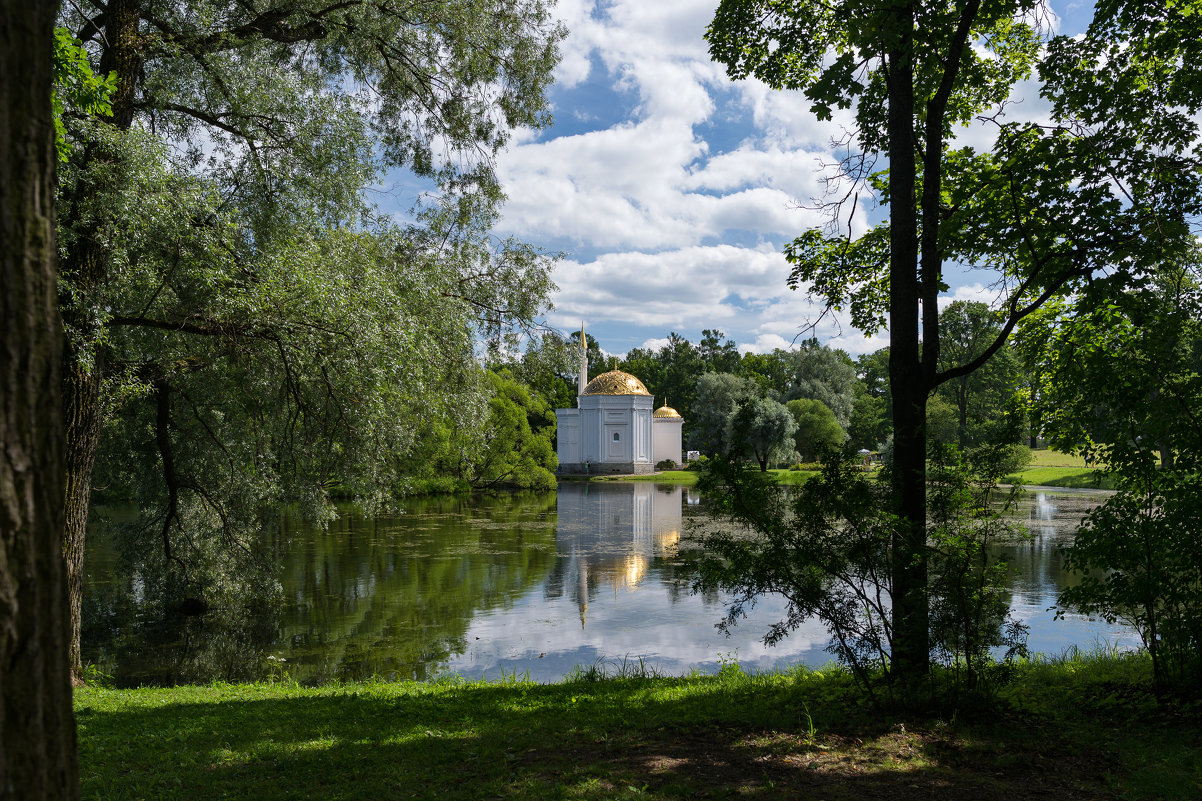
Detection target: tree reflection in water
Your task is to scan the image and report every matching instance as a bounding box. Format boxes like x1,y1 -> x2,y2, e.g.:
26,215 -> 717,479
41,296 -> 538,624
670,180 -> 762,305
83,492 -> 559,686
81,486 -> 1133,687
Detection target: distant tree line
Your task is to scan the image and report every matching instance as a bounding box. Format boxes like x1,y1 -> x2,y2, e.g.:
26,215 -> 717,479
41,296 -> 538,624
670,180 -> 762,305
505,303 -> 1033,471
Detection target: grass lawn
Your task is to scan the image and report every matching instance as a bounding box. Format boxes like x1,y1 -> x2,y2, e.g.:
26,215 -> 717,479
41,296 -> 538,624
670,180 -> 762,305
592,468 -> 818,486
589,450 -> 1113,490
1007,466 -> 1115,490
598,469 -> 699,484
1028,449 -> 1093,468
1007,449 -> 1114,489
75,652 -> 1202,800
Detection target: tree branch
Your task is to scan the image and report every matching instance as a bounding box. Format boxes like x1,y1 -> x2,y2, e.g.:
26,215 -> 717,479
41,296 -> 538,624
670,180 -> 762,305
107,313 -> 256,338
144,2 -> 364,56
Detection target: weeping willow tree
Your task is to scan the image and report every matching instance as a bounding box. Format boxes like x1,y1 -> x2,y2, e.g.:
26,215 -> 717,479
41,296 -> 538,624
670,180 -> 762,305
55,0 -> 564,681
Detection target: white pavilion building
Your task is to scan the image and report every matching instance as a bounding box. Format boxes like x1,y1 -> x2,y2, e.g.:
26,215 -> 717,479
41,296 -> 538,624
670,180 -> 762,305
555,327 -> 684,474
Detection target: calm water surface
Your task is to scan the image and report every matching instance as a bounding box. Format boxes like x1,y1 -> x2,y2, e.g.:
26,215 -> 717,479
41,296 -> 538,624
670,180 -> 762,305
82,483 -> 1138,687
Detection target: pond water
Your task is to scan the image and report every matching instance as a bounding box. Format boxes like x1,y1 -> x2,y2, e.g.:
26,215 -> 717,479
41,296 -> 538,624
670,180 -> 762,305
81,482 -> 1138,687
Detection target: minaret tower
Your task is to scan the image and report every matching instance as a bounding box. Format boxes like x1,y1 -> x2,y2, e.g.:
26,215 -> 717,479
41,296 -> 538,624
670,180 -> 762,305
577,321 -> 588,404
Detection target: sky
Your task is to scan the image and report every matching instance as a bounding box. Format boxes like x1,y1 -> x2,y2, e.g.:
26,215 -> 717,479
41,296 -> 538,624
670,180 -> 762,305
486,0 -> 1097,358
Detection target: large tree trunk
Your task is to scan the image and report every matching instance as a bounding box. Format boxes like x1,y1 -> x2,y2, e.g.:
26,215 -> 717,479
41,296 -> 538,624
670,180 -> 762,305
0,0 -> 82,796
885,2 -> 930,683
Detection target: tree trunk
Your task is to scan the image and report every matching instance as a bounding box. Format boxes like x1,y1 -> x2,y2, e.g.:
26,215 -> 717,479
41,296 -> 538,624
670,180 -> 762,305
63,356 -> 104,682
57,0 -> 142,680
0,0 -> 82,795
885,2 -> 930,683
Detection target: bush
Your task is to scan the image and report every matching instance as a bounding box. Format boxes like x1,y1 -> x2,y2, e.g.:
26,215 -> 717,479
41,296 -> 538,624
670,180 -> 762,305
1059,467 -> 1202,686
968,442 -> 1032,480
927,445 -> 1031,692
656,459 -> 677,470
694,450 -> 1029,703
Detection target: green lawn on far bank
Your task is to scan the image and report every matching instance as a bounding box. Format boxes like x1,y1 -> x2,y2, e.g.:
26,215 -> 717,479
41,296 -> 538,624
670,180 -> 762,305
75,652 -> 1201,800
589,467 -> 818,485
1006,449 -> 1114,490
583,449 -> 1112,490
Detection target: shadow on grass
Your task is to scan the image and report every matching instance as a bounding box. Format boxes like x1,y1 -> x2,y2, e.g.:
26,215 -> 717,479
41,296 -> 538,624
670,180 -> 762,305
76,667 -> 1190,801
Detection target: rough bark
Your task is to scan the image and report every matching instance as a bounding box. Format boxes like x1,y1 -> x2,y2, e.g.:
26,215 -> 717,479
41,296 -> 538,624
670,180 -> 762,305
63,358 -> 103,682
0,0 -> 82,796
58,0 -> 142,681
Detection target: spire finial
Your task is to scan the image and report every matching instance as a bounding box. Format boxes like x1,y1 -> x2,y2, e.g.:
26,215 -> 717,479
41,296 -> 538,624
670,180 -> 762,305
577,322 -> 588,402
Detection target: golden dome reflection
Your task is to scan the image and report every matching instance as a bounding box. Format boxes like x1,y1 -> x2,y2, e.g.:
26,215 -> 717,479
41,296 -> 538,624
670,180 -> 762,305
581,370 -> 651,396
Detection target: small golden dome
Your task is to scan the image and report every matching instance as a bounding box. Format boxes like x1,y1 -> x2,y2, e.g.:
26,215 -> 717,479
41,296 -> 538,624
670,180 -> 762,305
653,405 -> 682,419
581,370 -> 651,396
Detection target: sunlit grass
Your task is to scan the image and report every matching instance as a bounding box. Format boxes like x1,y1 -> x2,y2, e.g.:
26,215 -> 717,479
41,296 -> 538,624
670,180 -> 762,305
1006,465 -> 1114,489
1027,449 -> 1093,468
596,468 -> 818,485
75,651 -> 1202,800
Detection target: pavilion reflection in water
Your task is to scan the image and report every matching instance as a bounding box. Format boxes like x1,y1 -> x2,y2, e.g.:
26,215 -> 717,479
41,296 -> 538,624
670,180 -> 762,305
546,482 -> 696,628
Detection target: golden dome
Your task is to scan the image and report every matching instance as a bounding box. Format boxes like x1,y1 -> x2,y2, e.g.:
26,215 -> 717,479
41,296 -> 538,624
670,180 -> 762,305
581,370 -> 651,396
653,404 -> 682,419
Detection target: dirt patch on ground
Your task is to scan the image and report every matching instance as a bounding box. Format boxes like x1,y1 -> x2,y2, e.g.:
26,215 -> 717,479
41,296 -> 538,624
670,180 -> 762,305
522,721 -> 1118,800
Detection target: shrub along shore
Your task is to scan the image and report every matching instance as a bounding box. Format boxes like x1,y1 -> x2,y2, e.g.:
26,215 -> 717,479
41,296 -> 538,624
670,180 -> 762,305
593,466 -> 1111,490
75,651 -> 1200,800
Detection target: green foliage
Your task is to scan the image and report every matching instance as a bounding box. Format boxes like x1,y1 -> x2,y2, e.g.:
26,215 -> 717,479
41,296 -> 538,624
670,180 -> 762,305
1059,469 -> 1202,686
689,372 -> 760,456
708,0 -> 1202,684
935,302 -> 1026,448
58,0 -> 565,611
696,449 -> 1032,701
684,373 -> 799,470
925,395 -> 960,446
926,446 -> 1031,692
848,347 -> 892,450
781,339 -> 857,429
1022,252 -> 1202,684
707,0 -> 1040,136
621,332 -> 704,427
50,27 -> 114,163
739,349 -> 793,396
973,442 -> 1032,480
727,396 -> 797,471
698,329 -> 742,374
848,387 -> 888,451
500,332 -> 578,413
694,456 -> 896,699
785,398 -> 845,461
470,371 -> 557,491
